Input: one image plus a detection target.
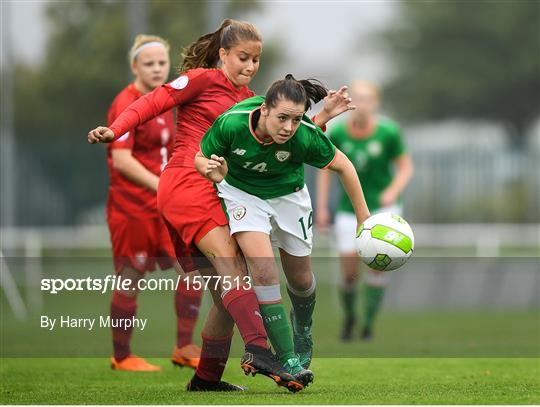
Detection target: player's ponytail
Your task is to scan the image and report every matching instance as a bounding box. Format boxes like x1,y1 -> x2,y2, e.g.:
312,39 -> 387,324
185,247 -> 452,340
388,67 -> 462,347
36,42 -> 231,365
180,19 -> 261,72
297,76 -> 328,110
266,74 -> 328,111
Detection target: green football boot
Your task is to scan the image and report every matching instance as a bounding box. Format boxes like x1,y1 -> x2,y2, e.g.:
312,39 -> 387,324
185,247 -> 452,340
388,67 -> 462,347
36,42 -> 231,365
290,310 -> 314,369
283,356 -> 314,388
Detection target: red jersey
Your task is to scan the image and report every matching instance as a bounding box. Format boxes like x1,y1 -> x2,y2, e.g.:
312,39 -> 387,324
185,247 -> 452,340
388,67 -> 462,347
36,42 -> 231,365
106,83 -> 174,219
108,69 -> 254,270
108,69 -> 255,169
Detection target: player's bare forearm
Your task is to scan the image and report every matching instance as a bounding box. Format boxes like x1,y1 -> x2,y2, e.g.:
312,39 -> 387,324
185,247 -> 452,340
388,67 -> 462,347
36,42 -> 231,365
316,168 -> 332,230
194,151 -> 209,177
390,154 -> 414,195
194,151 -> 227,183
316,169 -> 332,210
312,110 -> 332,128
381,154 -> 414,206
111,149 -> 159,192
329,150 -> 370,225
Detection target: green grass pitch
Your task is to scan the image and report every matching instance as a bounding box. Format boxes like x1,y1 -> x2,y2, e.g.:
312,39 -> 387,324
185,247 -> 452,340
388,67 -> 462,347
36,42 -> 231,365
1,249 -> 539,404
1,357 -> 539,404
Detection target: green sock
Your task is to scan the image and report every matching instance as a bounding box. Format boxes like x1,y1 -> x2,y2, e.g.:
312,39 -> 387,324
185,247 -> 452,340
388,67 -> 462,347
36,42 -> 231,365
287,287 -> 316,328
363,285 -> 386,330
339,288 -> 357,320
259,302 -> 296,364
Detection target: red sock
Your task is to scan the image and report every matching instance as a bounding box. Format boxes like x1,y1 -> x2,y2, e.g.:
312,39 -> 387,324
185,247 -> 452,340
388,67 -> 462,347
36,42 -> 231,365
195,334 -> 233,382
110,290 -> 137,361
175,279 -> 202,348
222,287 -> 268,349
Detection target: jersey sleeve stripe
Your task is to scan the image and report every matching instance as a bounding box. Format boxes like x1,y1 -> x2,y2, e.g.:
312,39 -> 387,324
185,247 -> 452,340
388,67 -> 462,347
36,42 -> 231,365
222,110 -> 252,117
300,120 -> 316,129
321,149 -> 338,170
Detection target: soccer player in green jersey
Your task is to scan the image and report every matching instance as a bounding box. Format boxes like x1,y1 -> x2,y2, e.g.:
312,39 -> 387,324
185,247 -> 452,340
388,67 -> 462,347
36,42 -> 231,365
316,80 -> 414,341
195,75 -> 371,384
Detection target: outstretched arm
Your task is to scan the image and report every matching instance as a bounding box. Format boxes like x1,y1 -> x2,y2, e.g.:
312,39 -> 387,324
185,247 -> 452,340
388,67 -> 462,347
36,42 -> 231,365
194,151 -> 228,183
316,168 -> 333,232
88,87 -> 178,144
328,149 -> 371,229
88,71 -> 208,144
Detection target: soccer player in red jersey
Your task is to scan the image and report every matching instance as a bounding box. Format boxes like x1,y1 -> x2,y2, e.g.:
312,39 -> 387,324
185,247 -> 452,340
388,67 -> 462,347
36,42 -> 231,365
106,35 -> 202,372
90,20 -> 308,392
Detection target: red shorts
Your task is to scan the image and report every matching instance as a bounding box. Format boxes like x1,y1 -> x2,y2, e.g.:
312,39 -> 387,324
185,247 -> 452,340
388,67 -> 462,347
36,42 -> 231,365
107,214 -> 175,273
157,165 -> 228,272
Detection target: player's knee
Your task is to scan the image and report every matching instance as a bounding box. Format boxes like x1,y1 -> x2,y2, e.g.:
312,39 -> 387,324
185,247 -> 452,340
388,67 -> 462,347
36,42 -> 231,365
251,269 -> 279,286
247,258 -> 279,286
207,249 -> 247,279
343,274 -> 358,286
343,265 -> 360,280
287,272 -> 313,292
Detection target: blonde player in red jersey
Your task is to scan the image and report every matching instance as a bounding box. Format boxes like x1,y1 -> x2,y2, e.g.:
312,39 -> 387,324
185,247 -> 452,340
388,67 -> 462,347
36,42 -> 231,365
106,35 -> 202,372
90,20 -> 312,392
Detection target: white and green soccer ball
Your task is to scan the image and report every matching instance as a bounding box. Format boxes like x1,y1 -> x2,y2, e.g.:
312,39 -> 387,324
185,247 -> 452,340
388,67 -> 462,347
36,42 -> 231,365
355,212 -> 414,271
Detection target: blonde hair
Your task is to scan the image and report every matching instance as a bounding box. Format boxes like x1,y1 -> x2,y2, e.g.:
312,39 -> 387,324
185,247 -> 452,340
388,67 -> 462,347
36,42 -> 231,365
351,80 -> 380,101
129,34 -> 170,64
180,19 -> 261,72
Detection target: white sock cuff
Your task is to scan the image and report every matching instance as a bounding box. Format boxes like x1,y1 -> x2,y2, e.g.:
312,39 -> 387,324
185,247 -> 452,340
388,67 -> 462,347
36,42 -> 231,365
253,284 -> 282,303
364,270 -> 390,287
287,274 -> 316,298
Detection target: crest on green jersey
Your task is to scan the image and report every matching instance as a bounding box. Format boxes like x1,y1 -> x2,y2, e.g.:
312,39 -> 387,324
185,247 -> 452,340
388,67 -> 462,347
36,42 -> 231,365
275,150 -> 291,162
232,205 -> 246,220
367,141 -> 382,156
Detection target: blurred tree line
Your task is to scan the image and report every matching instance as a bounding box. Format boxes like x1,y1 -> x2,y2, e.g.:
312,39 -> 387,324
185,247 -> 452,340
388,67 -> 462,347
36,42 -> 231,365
12,0 -> 279,225
376,0 -> 539,223
8,1 -> 539,225
381,0 -> 539,147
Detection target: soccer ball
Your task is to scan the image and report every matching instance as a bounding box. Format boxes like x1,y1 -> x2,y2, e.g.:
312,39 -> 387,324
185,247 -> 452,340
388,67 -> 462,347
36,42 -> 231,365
355,212 -> 414,271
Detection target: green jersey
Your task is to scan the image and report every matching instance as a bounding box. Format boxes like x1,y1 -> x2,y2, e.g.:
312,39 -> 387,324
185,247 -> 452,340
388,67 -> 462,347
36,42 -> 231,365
200,96 -> 336,200
329,119 -> 406,213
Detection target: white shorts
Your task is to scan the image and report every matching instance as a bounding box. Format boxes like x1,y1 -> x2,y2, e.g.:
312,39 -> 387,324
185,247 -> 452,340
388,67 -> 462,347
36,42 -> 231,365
217,180 -> 313,256
334,205 -> 402,253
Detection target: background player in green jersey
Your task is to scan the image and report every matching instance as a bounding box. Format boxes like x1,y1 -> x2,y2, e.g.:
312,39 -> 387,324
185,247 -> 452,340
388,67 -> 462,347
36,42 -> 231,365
195,75 -> 371,384
316,80 -> 414,341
